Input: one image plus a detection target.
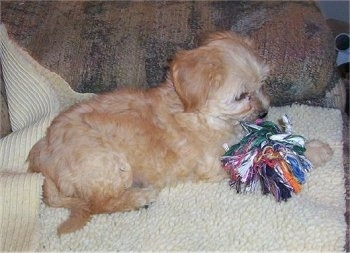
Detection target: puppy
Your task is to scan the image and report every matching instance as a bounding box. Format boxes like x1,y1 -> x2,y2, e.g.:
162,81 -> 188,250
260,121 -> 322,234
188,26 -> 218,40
27,31 -> 330,235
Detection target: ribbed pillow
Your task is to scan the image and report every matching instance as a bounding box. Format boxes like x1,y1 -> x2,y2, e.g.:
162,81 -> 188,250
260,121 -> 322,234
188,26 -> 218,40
0,23 -> 94,251
0,23 -> 94,171
0,172 -> 43,251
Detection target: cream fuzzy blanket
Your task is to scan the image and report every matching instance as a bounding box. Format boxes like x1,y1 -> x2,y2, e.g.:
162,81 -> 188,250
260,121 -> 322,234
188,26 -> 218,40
0,23 -> 346,251
37,105 -> 345,251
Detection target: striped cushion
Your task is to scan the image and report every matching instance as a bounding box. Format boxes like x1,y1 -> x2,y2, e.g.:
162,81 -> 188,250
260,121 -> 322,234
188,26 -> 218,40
0,23 -> 94,171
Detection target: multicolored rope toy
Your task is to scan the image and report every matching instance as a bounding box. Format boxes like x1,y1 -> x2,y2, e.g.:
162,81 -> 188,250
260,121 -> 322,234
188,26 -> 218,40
221,115 -> 313,201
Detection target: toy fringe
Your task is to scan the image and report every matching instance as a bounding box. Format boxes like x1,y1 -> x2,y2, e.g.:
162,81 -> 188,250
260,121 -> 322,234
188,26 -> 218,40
221,115 -> 313,201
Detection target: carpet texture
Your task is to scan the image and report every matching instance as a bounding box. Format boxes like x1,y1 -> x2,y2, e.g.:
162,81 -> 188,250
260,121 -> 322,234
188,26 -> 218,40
36,105 -> 345,251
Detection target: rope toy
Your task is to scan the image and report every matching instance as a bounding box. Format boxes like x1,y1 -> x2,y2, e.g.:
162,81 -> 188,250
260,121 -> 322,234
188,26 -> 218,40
221,115 -> 313,201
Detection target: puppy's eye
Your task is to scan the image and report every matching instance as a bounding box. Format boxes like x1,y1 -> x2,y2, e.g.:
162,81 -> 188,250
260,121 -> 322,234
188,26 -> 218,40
235,92 -> 249,101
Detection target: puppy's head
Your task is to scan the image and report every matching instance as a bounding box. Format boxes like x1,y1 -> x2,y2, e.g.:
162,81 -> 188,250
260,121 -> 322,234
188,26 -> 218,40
170,31 -> 270,125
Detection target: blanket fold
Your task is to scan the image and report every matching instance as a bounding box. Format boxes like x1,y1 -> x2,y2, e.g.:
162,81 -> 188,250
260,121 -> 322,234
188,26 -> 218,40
37,105 -> 346,251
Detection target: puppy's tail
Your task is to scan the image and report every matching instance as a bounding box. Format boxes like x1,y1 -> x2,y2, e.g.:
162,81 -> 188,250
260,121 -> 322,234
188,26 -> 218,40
28,139 -> 92,234
56,198 -> 91,235
43,178 -> 92,235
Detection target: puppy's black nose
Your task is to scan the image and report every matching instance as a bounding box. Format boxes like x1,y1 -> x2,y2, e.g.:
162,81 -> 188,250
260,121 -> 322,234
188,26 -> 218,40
258,111 -> 268,119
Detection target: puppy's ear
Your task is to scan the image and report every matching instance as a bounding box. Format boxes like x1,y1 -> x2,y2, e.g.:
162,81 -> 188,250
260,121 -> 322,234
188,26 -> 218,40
169,48 -> 226,112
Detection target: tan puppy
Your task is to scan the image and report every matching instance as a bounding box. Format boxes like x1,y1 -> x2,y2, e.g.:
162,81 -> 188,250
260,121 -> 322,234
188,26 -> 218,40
27,32 -> 330,235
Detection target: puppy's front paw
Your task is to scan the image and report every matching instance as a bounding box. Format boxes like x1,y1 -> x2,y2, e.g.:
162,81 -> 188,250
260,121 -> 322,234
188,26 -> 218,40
305,140 -> 333,168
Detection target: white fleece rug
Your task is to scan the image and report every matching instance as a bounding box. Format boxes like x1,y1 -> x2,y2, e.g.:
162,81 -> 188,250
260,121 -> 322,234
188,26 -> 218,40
36,104 -> 346,251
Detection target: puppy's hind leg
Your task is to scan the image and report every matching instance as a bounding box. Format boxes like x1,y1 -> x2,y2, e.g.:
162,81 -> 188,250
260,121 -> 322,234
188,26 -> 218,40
43,178 -> 91,235
89,153 -> 159,213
